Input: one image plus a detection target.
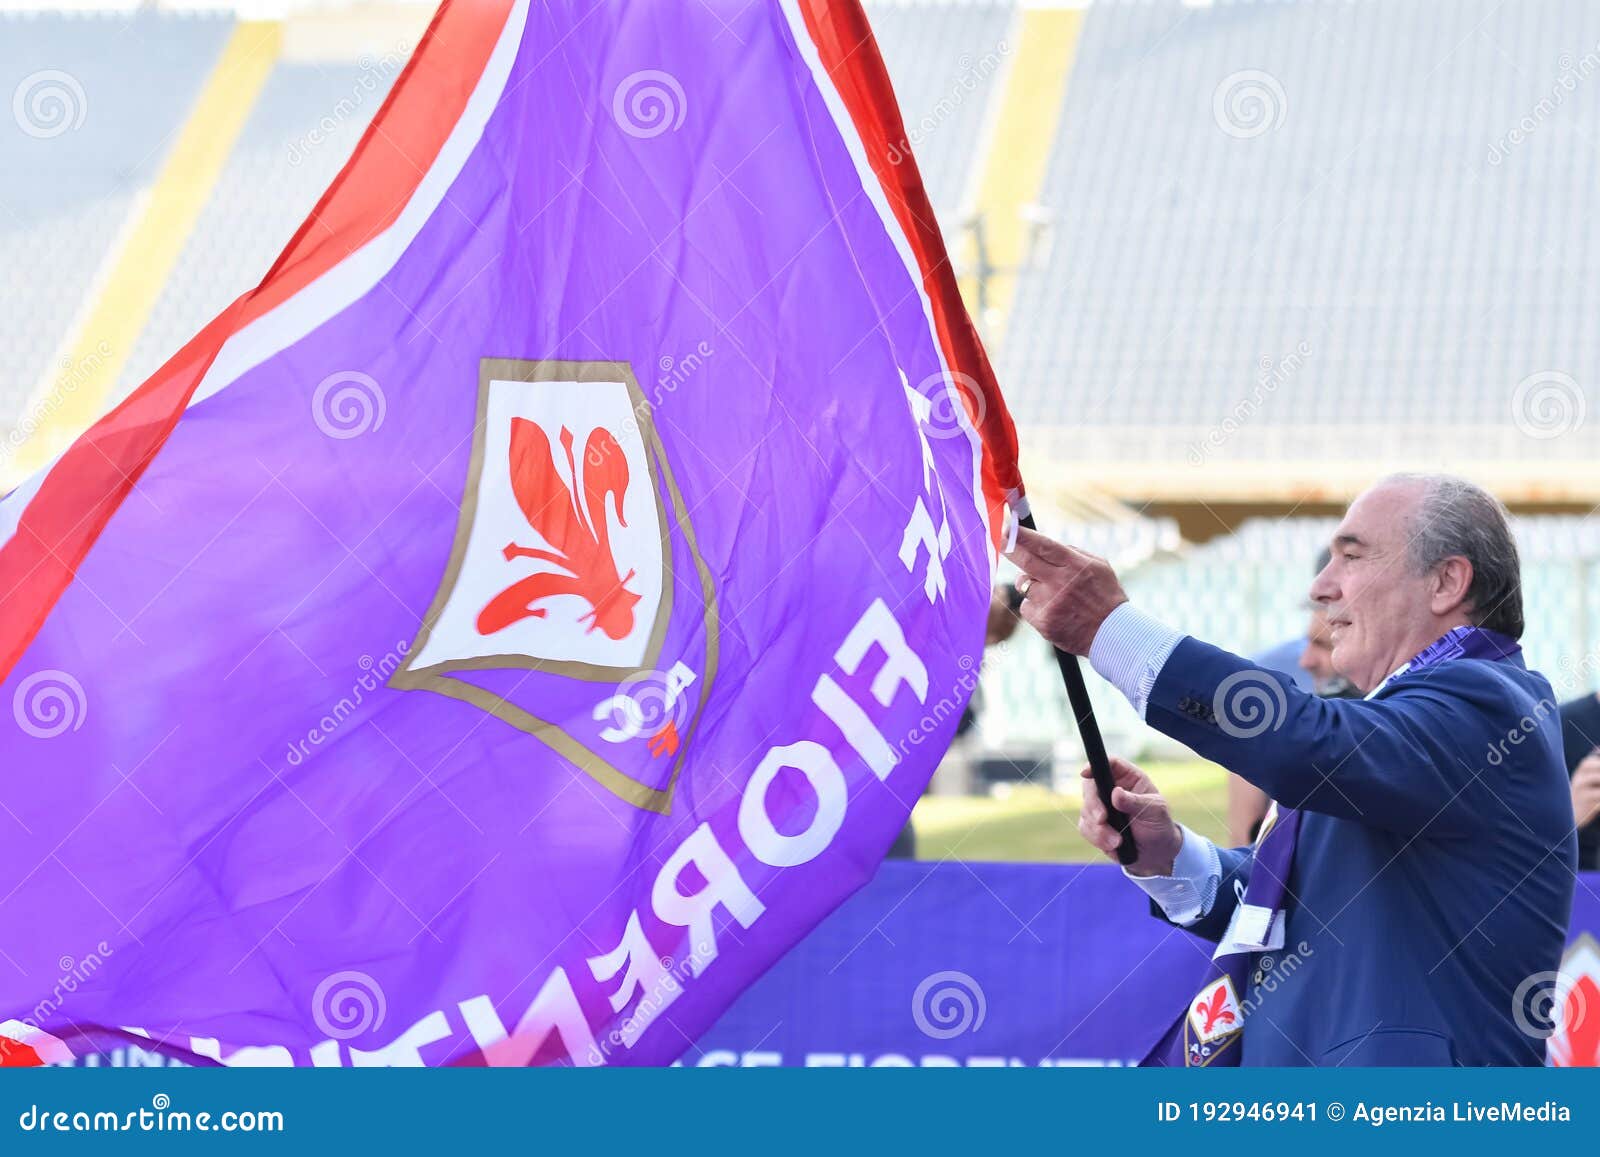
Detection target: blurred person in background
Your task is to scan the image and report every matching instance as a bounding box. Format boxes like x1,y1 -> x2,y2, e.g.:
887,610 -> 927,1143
1558,692 -> 1600,870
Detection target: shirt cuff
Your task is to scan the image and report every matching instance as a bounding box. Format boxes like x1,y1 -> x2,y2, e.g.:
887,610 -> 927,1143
1087,602 -> 1184,718
1122,825 -> 1221,926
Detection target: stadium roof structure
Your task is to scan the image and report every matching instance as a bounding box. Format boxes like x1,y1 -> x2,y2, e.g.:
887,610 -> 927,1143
989,0 -> 1600,518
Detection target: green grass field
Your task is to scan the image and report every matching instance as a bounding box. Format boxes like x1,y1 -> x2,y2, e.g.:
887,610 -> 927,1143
910,760 -> 1232,863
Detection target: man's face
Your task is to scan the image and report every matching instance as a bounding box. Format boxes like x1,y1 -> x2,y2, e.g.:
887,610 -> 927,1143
1308,480 -> 1451,693
1298,606 -> 1339,692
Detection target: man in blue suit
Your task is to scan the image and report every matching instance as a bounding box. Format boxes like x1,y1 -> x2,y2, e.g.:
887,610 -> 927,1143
1008,474 -> 1576,1065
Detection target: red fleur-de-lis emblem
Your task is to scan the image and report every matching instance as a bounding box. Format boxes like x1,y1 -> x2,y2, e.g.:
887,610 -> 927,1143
1195,984 -> 1237,1035
476,419 -> 641,640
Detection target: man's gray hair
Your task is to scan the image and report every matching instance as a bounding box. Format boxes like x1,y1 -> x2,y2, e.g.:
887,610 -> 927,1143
1382,473 -> 1524,639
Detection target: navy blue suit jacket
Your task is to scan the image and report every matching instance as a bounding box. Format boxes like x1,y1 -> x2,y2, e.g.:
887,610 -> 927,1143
1147,637 -> 1576,1065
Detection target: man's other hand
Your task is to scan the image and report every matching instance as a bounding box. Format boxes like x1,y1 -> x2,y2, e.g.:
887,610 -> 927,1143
1004,526 -> 1128,655
1078,756 -> 1183,876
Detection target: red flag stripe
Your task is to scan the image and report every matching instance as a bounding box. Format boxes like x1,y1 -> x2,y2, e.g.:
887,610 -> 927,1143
796,0 -> 1025,545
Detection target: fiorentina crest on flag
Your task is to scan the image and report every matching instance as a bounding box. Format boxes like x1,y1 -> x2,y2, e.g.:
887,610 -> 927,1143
395,359 -> 714,813
0,0 -> 1025,1068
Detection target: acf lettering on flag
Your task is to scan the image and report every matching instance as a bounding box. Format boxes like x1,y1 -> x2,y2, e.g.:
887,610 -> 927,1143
0,0 -> 1023,1067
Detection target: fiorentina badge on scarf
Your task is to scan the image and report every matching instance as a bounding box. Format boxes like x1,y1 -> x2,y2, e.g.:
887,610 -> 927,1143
0,0 -> 1025,1067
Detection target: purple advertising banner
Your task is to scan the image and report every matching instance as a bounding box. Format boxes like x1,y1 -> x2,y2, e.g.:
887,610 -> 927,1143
692,861 -> 1600,1067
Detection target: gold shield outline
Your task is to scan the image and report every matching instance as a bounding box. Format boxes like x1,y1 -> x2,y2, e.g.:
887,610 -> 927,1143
390,358 -> 719,815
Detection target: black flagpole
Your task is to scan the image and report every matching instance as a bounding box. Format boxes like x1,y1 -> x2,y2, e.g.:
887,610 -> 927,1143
1017,512 -> 1138,867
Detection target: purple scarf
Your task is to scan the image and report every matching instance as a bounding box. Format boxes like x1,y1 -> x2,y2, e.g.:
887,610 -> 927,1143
1142,625 -> 1521,1066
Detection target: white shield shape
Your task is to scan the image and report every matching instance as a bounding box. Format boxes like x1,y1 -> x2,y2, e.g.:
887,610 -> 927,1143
406,361 -> 671,677
392,360 -> 718,815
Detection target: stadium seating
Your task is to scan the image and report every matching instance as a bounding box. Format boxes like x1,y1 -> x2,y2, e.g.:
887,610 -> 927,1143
0,8 -> 232,434
864,0 -> 1012,224
97,1 -> 1010,409
1000,0 -> 1600,465
114,61 -> 399,403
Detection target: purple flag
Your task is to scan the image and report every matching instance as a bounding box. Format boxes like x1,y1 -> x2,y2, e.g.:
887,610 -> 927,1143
0,0 -> 1024,1066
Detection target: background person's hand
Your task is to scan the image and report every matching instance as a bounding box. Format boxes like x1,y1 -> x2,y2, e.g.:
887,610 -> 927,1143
985,586 -> 1020,646
1003,526 -> 1128,655
1573,752 -> 1600,830
1078,756 -> 1183,876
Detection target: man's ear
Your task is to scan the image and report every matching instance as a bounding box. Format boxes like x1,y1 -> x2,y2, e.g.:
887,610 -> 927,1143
1431,555 -> 1474,617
